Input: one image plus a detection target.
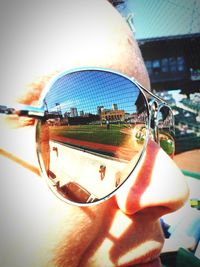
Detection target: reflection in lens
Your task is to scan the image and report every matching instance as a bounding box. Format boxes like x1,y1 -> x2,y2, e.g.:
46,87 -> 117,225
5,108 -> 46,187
157,106 -> 175,158
37,69 -> 149,204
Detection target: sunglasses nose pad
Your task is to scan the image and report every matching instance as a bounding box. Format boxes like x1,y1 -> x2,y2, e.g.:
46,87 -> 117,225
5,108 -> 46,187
148,104 -> 156,141
150,118 -> 155,129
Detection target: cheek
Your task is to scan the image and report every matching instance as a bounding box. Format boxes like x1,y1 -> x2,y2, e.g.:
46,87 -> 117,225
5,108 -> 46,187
49,202 -> 109,267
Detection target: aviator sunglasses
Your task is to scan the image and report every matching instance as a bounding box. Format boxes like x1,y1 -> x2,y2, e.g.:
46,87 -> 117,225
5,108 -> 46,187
2,68 -> 175,206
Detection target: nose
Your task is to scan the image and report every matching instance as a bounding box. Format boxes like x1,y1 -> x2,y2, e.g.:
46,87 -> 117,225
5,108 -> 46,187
116,140 -> 189,217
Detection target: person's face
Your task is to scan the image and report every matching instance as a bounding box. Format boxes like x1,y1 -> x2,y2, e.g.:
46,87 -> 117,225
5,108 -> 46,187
0,1 -> 189,267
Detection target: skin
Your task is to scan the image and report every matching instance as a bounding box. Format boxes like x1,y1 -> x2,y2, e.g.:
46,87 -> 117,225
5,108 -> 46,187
0,1 -> 189,266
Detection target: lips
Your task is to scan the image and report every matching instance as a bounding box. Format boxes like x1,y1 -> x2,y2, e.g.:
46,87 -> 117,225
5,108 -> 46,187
116,239 -> 163,267
130,258 -> 162,267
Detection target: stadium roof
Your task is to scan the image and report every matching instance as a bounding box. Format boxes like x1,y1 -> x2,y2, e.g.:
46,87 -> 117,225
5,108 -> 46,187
138,32 -> 200,44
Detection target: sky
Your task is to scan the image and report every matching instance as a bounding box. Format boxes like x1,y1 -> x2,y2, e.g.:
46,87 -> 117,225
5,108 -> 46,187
44,70 -> 142,115
125,0 -> 200,39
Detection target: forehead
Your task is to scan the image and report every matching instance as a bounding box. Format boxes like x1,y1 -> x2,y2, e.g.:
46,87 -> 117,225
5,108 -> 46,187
1,0 -> 150,105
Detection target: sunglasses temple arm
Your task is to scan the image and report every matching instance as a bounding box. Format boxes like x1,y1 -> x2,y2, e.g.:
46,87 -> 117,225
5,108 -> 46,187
0,104 -> 45,119
131,77 -> 167,104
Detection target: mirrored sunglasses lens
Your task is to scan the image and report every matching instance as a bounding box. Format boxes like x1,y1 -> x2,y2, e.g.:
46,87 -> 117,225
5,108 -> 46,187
37,70 -> 148,204
157,106 -> 175,157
